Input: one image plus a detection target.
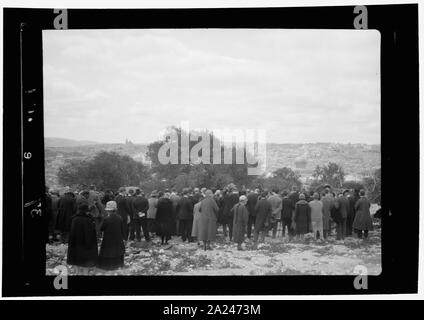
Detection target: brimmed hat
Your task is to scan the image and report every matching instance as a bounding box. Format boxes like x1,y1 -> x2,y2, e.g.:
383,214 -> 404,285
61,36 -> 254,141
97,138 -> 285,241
105,201 -> 117,211
239,195 -> 247,202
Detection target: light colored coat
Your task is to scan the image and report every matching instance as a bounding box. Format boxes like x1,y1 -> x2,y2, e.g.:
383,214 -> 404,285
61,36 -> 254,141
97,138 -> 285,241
191,202 -> 202,238
197,196 -> 219,241
309,200 -> 323,238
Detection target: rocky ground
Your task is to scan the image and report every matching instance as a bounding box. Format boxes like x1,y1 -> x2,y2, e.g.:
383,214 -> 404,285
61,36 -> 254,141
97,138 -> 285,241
46,224 -> 381,276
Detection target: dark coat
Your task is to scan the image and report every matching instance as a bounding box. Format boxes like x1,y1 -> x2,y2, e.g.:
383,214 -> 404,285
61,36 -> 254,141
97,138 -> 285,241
246,192 -> 259,217
156,198 -> 174,236
281,196 -> 294,220
115,194 -> 131,223
348,195 -> 357,219
338,196 -> 350,219
214,196 -> 225,224
99,213 -> 125,258
49,194 -> 60,233
254,198 -> 272,232
67,212 -> 98,267
132,195 -> 149,219
293,200 -> 311,235
331,199 -> 343,223
56,193 -> 77,232
232,203 -> 249,244
176,196 -> 194,220
353,197 -> 373,231
288,191 -> 300,208
223,192 -> 239,222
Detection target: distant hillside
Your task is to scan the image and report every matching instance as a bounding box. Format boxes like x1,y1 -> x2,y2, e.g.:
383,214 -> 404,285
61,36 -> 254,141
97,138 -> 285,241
45,137 -> 100,148
44,142 -> 380,189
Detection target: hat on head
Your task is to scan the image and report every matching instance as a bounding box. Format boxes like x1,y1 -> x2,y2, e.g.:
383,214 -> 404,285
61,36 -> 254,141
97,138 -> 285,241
105,201 -> 117,211
118,187 -> 126,193
239,195 -> 247,202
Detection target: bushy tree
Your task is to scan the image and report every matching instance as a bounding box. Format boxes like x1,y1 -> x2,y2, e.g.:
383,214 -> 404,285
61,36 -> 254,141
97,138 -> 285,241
362,168 -> 381,203
58,151 -> 148,191
252,167 -> 302,192
145,126 -> 255,190
312,162 -> 345,188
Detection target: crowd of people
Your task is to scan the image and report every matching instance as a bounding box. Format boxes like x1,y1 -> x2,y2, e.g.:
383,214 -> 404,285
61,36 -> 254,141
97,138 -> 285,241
45,183 -> 375,274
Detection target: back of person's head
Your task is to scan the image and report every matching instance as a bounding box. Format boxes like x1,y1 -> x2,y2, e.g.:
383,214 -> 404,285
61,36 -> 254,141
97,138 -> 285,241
292,186 -> 297,192
81,190 -> 90,198
158,191 -> 164,198
135,188 -> 141,195
313,192 -> 319,200
299,193 -> 306,200
128,189 -> 135,195
89,185 -> 96,190
261,191 -> 268,198
360,190 -> 366,196
281,190 -> 288,197
272,187 -> 279,194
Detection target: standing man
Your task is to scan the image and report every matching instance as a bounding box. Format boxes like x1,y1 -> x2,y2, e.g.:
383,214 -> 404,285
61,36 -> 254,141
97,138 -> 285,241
253,191 -> 272,246
321,190 -> 334,239
222,187 -> 239,241
281,190 -> 294,239
131,189 -> 150,242
115,187 -> 131,242
346,189 -> 360,236
147,191 -> 159,238
309,192 -> 324,240
169,189 -> 180,236
268,188 -> 283,238
231,195 -> 250,251
176,189 -> 195,242
246,189 -> 259,239
88,185 -> 103,240
337,191 -> 350,240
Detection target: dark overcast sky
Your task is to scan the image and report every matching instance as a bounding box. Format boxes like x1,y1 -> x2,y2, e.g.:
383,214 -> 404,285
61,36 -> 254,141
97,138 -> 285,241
43,29 -> 380,144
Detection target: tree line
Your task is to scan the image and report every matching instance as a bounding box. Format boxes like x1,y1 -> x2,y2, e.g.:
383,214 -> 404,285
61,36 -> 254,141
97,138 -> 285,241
57,128 -> 381,202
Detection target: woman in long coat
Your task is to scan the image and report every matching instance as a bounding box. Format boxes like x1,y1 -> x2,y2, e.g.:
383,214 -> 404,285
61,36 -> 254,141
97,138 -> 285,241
231,195 -> 249,250
67,203 -> 98,274
198,190 -> 219,250
293,194 -> 311,239
98,201 -> 126,270
353,190 -> 373,239
253,192 -> 272,244
155,193 -> 174,245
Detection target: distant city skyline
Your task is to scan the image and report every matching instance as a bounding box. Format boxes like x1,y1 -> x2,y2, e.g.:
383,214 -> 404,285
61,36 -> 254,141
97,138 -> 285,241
43,29 -> 381,144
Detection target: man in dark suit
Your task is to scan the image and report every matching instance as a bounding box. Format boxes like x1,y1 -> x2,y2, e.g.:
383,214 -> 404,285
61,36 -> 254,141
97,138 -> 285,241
115,187 -> 131,241
337,191 -> 350,240
130,189 -> 150,242
281,190 -> 294,239
176,190 -> 195,242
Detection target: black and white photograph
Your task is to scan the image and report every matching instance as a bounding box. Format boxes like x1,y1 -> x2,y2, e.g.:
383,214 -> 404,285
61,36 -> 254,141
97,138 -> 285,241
2,2 -> 420,299
43,28 -> 382,276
